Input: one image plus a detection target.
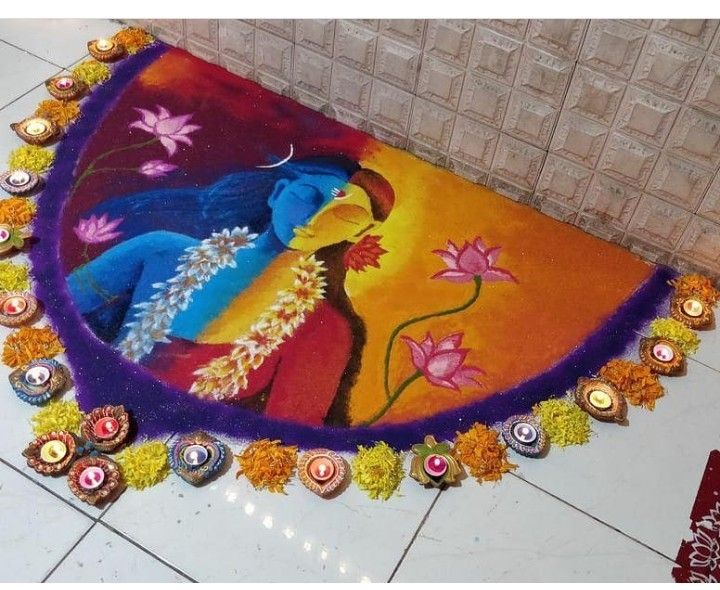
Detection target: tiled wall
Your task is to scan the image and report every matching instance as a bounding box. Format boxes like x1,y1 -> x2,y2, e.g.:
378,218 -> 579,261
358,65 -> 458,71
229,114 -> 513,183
126,19 -> 720,278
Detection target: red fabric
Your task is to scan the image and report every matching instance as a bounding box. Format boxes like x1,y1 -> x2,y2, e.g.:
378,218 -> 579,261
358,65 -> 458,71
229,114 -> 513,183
144,301 -> 352,425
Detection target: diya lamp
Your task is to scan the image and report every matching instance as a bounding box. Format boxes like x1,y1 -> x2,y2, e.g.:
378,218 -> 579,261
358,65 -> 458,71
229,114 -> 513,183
168,431 -> 227,486
67,455 -> 124,505
670,295 -> 714,330
0,224 -> 31,255
45,74 -> 86,100
10,116 -> 59,145
639,337 -> 684,376
88,37 -> 126,61
575,378 -> 627,423
501,414 -> 548,458
22,431 -> 77,475
9,358 -> 68,405
298,449 -> 348,497
410,435 -> 464,488
79,405 -> 131,453
0,291 -> 38,327
0,169 -> 41,196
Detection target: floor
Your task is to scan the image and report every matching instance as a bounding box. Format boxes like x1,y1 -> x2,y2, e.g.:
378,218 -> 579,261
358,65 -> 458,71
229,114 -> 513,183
0,19 -> 718,583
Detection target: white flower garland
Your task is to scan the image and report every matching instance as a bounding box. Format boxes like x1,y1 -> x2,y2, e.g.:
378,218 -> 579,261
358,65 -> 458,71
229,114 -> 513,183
118,227 -> 257,361
189,255 -> 326,401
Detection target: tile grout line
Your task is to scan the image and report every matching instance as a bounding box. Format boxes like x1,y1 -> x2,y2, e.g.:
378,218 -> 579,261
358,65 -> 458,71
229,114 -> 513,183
0,457 -> 100,521
41,520 -> 98,582
386,488 -> 443,582
96,520 -> 198,583
0,37 -> 66,70
508,471 -> 680,565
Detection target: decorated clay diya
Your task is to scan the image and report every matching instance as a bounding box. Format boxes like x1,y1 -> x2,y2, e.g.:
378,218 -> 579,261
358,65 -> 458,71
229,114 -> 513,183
88,38 -> 126,61
79,405 -> 130,452
298,449 -> 348,497
0,224 -> 30,255
22,431 -> 76,475
45,74 -> 87,100
639,336 -> 684,376
0,169 -> 41,196
0,291 -> 38,327
67,456 -> 124,505
168,431 -> 226,486
670,295 -> 714,329
410,435 -> 463,488
501,414 -> 548,458
575,378 -> 627,423
9,358 -> 68,405
10,116 -> 59,145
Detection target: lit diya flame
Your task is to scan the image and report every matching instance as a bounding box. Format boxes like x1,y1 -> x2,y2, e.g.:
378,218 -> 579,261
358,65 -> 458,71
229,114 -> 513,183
23,431 -> 77,475
0,169 -> 40,195
682,298 -> 704,318
24,118 -> 49,136
80,405 -> 130,452
10,358 -> 67,405
182,444 -> 209,467
68,456 -> 124,505
502,414 -> 548,458
88,38 -> 125,62
168,432 -> 226,486
671,294 -> 714,329
95,38 -> 115,51
0,292 -> 37,327
54,76 -> 75,90
410,435 -> 463,487
7,170 -> 30,186
46,75 -> 85,100
11,116 -> 57,145
298,449 -> 347,497
639,336 -> 684,376
574,378 -> 627,423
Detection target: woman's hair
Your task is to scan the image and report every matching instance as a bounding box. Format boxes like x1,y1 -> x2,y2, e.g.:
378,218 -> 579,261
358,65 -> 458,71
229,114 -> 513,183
87,155 -> 366,241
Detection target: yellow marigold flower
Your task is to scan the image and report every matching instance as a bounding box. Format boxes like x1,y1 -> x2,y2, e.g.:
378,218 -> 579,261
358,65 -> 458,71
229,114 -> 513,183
31,400 -> 83,437
352,442 -> 405,500
533,398 -> 591,448
72,60 -> 111,86
235,439 -> 297,493
0,261 -> 30,292
8,145 -> 54,173
117,441 -> 170,490
113,27 -> 154,54
35,99 -> 81,127
0,198 -> 37,227
454,422 -> 517,483
599,359 -> 664,410
2,326 -> 65,368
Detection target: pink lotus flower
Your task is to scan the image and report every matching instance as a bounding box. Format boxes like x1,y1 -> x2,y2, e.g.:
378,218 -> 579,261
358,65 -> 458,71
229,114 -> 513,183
401,332 -> 484,391
139,159 -> 178,178
73,213 -> 124,244
129,105 -> 201,157
432,237 -> 517,284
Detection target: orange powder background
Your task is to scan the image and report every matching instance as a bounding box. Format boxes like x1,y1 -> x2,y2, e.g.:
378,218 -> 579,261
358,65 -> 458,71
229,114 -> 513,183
128,50 -> 653,426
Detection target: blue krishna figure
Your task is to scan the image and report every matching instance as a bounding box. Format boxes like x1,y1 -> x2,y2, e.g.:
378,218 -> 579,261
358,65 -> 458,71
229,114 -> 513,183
67,155 -> 396,426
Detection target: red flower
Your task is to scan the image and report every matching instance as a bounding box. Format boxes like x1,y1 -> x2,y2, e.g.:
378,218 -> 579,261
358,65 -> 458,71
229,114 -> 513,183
343,234 -> 387,272
401,331 -> 484,391
432,237 -> 517,284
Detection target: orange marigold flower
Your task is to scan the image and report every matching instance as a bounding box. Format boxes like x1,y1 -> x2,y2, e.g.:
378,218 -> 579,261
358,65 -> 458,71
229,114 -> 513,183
454,422 -> 516,483
235,439 -> 297,493
35,99 -> 81,127
112,27 -> 154,54
2,326 -> 65,368
671,274 -> 720,306
343,234 -> 387,272
599,359 -> 664,410
0,198 -> 37,227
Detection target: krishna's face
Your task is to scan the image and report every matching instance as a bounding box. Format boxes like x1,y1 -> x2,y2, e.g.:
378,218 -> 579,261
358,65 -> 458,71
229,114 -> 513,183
268,173 -> 376,252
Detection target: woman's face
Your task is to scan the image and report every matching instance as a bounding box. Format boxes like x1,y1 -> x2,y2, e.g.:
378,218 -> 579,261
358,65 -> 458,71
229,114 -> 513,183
268,173 -> 376,251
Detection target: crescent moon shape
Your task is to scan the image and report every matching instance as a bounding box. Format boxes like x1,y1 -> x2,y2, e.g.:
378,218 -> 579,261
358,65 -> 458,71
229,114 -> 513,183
256,143 -> 294,169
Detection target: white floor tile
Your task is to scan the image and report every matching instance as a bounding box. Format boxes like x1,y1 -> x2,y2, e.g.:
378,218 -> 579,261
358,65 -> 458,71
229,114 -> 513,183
101,452 -> 437,582
690,327 -> 720,372
0,461 -> 93,582
392,475 -> 674,582
511,357 -> 720,560
46,523 -> 190,582
0,40 -> 58,108
0,19 -> 122,68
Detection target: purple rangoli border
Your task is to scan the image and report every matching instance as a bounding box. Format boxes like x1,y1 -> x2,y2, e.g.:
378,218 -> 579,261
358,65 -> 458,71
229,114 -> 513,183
30,42 -> 677,450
